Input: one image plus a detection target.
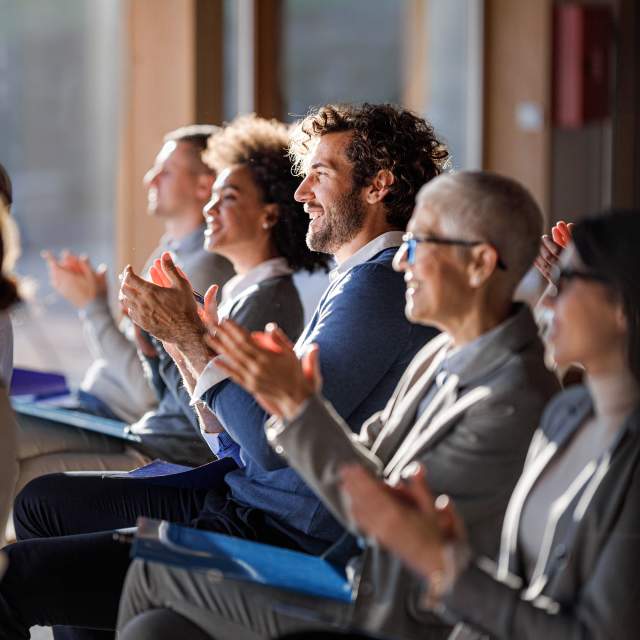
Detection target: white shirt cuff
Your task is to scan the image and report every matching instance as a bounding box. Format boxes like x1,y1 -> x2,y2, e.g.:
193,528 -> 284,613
190,357 -> 231,405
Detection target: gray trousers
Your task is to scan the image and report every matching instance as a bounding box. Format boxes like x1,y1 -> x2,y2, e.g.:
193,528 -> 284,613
117,559 -> 352,640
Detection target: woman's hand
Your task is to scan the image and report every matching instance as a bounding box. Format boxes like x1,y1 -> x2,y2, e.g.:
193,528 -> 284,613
205,320 -> 321,419
340,464 -> 466,583
534,220 -> 574,283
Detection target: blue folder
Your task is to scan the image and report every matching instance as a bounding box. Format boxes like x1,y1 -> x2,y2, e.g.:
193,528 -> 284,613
11,397 -> 138,442
133,518 -> 354,603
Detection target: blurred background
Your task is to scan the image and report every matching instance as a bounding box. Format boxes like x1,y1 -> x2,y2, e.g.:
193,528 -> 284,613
1,0 -> 638,384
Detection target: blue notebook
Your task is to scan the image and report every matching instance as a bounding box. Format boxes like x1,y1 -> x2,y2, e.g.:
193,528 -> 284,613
133,518 -> 354,603
10,367 -> 69,399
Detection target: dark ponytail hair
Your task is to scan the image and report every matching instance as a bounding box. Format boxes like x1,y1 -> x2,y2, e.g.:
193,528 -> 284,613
573,209 -> 640,384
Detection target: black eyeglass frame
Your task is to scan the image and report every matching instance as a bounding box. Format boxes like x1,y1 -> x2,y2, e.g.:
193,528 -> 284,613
401,232 -> 507,270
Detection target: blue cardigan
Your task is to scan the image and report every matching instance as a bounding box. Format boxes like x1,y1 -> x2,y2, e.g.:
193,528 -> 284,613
198,248 -> 438,553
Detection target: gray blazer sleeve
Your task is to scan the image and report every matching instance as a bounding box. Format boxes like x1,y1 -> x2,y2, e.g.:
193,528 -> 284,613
444,396 -> 640,640
79,297 -> 157,415
267,393 -> 385,533
446,501 -> 640,640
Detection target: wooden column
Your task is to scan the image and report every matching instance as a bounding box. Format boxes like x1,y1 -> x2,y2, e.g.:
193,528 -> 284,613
483,0 -> 553,215
254,0 -> 283,119
116,0 -> 222,273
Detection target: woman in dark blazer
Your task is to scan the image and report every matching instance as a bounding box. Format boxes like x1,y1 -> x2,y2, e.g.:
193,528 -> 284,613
341,208 -> 640,640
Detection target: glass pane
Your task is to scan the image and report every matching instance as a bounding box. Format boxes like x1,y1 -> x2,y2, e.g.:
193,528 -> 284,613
424,0 -> 482,170
0,0 -> 122,382
281,0 -> 404,120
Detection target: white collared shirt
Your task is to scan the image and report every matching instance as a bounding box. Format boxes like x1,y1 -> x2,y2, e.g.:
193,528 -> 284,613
191,257 -> 293,403
219,257 -> 293,309
328,230 -> 404,283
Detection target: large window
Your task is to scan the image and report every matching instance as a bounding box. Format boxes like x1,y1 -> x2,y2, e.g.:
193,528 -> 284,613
0,0 -> 122,381
278,0 -> 482,169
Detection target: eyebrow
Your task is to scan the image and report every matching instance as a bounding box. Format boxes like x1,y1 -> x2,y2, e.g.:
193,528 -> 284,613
310,160 -> 337,172
216,184 -> 240,192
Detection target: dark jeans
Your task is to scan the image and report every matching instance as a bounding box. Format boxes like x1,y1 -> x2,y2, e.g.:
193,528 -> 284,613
0,462 -> 301,640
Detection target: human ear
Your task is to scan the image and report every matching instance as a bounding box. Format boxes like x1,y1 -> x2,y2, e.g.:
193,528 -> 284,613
614,302 -> 628,334
467,245 -> 498,288
196,173 -> 215,201
262,203 -> 280,229
365,169 -> 395,204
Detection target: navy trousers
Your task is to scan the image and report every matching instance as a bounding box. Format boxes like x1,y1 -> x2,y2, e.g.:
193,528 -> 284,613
0,457 -> 314,640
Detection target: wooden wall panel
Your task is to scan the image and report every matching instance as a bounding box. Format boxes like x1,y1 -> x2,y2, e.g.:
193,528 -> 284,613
483,0 -> 553,216
116,0 -> 223,273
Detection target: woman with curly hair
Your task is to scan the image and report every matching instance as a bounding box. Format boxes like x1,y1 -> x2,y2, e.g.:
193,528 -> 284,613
129,114 -> 330,465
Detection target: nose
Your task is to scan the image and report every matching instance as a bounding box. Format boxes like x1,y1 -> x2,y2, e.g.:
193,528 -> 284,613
392,242 -> 409,273
294,174 -> 313,203
143,166 -> 159,188
203,194 -> 220,217
539,284 -> 558,310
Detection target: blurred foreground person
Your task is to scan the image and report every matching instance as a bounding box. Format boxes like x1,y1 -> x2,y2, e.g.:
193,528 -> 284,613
117,172 -> 560,640
342,209 -> 640,640
0,162 -> 22,546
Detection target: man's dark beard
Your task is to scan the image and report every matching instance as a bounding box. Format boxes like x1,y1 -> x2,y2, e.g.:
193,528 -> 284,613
306,186 -> 366,254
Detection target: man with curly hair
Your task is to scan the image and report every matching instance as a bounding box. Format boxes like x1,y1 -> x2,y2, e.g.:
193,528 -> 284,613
0,104 -> 447,636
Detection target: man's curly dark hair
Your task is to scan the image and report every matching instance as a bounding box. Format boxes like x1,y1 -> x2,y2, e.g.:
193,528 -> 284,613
290,103 -> 449,229
203,115 -> 329,273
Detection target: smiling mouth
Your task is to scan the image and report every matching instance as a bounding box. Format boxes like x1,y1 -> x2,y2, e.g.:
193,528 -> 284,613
304,203 -> 323,216
405,281 -> 420,294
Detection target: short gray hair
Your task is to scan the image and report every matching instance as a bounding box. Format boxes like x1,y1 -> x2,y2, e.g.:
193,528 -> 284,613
416,171 -> 543,289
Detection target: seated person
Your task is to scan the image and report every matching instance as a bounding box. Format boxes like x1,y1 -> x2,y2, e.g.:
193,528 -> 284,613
10,126 -> 234,502
0,102 -> 444,636
130,114 -> 331,465
115,171 -> 561,640
0,163 -> 21,547
339,209 -> 640,640
43,125 -> 234,422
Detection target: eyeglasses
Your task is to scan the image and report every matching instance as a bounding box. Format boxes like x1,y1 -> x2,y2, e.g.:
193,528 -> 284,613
548,267 -> 610,297
401,233 -> 507,270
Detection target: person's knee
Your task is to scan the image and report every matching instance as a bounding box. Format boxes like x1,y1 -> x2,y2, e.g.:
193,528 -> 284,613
13,473 -> 65,540
119,609 -> 212,640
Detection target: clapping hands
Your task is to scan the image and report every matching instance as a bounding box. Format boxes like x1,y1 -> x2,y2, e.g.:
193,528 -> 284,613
42,250 -> 108,308
206,320 -> 321,419
340,464 -> 466,583
119,251 -> 204,345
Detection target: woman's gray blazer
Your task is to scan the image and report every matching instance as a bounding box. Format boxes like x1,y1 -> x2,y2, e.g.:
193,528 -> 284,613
444,385 -> 640,640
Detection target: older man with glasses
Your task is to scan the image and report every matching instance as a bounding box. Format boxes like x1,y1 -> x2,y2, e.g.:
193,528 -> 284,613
117,171 -> 561,640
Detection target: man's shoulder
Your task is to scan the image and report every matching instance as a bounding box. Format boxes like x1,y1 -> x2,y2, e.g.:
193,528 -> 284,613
338,248 -> 400,286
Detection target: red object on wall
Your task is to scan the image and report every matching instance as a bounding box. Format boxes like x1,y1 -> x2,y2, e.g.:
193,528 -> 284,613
553,4 -> 613,128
